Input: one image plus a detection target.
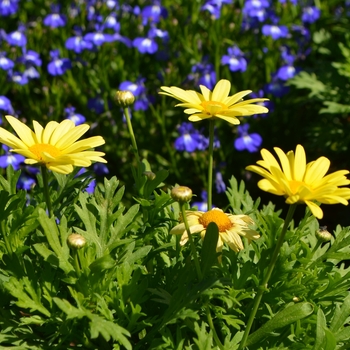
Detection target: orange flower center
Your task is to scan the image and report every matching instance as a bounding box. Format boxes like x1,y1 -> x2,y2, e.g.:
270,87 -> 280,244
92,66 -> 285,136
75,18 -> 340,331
29,143 -> 61,161
199,210 -> 233,232
200,101 -> 227,115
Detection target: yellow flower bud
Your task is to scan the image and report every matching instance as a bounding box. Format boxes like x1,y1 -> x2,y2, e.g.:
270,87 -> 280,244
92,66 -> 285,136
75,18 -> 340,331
143,171 -> 156,181
67,234 -> 86,249
316,226 -> 332,242
115,90 -> 135,107
171,186 -> 193,203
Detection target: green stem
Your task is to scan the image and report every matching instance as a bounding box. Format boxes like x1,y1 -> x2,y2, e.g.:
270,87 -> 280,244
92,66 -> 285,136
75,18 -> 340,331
206,304 -> 225,350
238,204 -> 297,350
180,204 -> 202,280
123,107 -> 141,166
41,166 -> 52,217
207,120 -> 215,211
72,250 -> 81,277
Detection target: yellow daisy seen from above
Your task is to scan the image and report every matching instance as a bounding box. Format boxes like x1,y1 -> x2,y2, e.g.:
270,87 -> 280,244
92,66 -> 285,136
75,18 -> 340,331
170,208 -> 260,255
246,144 -> 350,219
0,115 -> 107,174
159,79 -> 269,125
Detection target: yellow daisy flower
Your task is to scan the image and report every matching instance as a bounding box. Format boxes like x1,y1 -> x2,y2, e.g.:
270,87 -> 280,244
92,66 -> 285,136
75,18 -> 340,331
170,208 -> 260,254
246,144 -> 350,219
159,79 -> 269,125
0,115 -> 107,174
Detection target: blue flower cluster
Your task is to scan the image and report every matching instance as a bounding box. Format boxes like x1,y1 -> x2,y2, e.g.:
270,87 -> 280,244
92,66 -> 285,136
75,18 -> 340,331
0,0 -> 346,197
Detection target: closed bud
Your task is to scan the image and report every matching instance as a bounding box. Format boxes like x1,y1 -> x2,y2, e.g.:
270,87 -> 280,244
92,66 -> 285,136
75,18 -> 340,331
316,226 -> 332,242
67,234 -> 86,249
171,186 -> 193,203
115,90 -> 135,107
143,171 -> 156,181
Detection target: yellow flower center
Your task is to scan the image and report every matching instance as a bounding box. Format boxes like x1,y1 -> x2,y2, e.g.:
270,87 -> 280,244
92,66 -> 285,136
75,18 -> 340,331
289,180 -> 312,195
29,143 -> 61,161
199,210 -> 233,232
201,101 -> 227,115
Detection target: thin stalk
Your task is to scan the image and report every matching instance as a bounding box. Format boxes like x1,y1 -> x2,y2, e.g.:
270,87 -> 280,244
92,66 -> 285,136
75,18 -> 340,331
238,204 -> 297,350
41,166 -> 52,217
180,204 -> 202,280
206,304 -> 225,350
123,107 -> 141,166
207,120 -> 215,211
72,250 -> 81,277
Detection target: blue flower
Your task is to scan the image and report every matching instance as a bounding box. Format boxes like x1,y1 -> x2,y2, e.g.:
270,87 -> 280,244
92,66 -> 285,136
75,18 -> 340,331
47,50 -> 71,76
65,107 -> 86,125
8,70 -> 28,85
192,190 -> 210,211
0,0 -> 19,16
88,96 -> 105,114
43,5 -> 67,28
301,6 -> 321,24
17,173 -> 36,190
0,145 -> 24,170
21,49 -> 42,66
234,124 -> 262,152
0,96 -> 14,114
188,60 -> 217,90
201,0 -> 233,19
174,122 -> 202,152
84,26 -> 115,46
265,75 -> 290,97
262,24 -> 289,39
221,46 -> 247,72
93,163 -> 109,176
242,0 -> 269,21
215,171 -> 226,193
0,51 -> 14,70
133,37 -> 158,54
66,27 -> 94,53
6,25 -> 27,47
119,79 -> 146,97
141,2 -> 168,25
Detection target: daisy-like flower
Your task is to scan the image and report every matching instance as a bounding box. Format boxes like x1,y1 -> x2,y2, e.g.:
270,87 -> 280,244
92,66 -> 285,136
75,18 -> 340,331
246,144 -> 350,219
0,115 -> 106,174
171,208 -> 260,255
159,79 -> 269,125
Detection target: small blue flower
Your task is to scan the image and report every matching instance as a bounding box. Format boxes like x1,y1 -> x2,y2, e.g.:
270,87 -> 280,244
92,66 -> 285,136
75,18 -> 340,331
8,70 -> 29,85
0,51 -> 14,71
66,27 -> 94,53
141,2 -> 168,24
301,6 -> 321,24
0,146 -> 24,170
0,0 -> 19,16
174,122 -> 202,152
133,37 -> 158,54
265,75 -> 290,97
0,96 -> 14,114
17,173 -> 36,190
88,96 -> 105,114
262,24 -> 289,39
6,25 -> 27,47
43,5 -> 67,28
84,24 -> 115,46
188,60 -> 217,90
215,171 -> 226,193
93,163 -> 109,176
234,124 -> 262,153
192,190 -> 210,211
65,107 -> 86,125
119,79 -> 146,97
221,46 -> 247,72
201,0 -> 233,19
47,50 -> 71,76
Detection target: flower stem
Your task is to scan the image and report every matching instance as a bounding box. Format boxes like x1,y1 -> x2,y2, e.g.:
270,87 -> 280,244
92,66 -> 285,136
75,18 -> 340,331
206,304 -> 225,350
180,204 -> 202,280
123,107 -> 141,166
207,120 -> 215,211
41,166 -> 52,217
238,204 -> 297,350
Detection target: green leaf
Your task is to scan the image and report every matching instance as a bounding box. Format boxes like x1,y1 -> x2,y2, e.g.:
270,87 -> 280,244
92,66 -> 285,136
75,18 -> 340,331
246,302 -> 314,346
200,222 -> 219,276
5,277 -> 51,317
313,308 -> 327,350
